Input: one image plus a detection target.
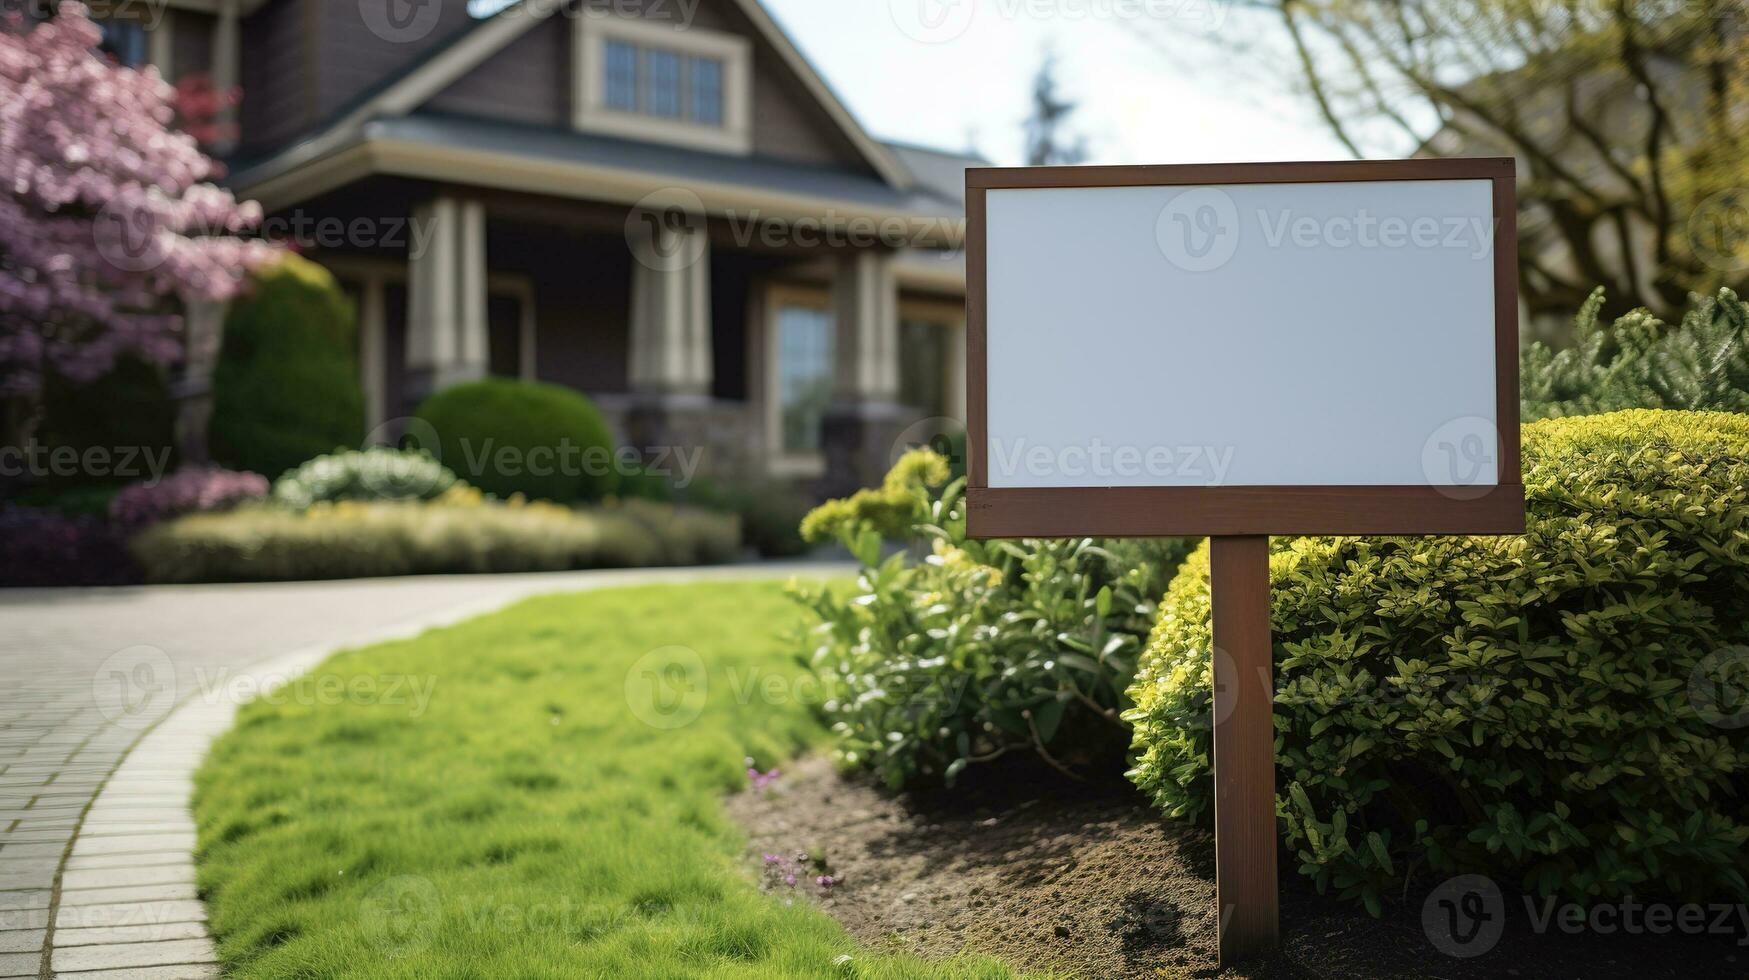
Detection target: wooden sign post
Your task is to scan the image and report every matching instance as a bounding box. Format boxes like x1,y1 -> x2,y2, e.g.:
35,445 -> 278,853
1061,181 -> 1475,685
963,159 -> 1525,966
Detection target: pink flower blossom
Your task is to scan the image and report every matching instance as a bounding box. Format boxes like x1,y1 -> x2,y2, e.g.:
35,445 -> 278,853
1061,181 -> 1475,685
0,4 -> 277,396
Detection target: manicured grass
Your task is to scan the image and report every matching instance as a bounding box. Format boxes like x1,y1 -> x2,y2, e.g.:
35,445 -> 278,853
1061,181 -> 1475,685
194,581 -> 1024,978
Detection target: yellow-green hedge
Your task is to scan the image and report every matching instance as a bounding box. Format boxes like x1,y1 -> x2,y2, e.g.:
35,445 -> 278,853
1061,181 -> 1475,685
1124,410 -> 1749,914
130,492 -> 740,583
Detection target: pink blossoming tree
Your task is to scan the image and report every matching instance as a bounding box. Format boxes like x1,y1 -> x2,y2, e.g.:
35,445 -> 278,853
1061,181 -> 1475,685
0,3 -> 275,408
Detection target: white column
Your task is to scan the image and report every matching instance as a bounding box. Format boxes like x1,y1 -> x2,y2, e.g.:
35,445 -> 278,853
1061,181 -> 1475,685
458,200 -> 488,371
359,277 -> 386,429
407,197 -> 487,393
947,319 -> 968,421
210,0 -> 239,156
832,251 -> 899,402
148,9 -> 174,78
628,223 -> 712,396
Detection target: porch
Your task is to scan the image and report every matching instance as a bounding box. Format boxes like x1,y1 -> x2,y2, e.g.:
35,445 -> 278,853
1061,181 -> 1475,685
306,179 -> 967,497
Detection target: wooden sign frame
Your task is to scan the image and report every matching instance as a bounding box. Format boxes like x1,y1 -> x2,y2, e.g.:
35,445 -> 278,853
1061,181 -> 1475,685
964,157 -> 1525,538
962,158 -> 1525,966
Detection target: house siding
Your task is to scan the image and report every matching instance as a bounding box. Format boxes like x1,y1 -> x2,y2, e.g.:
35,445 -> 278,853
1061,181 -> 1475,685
426,16 -> 569,126
239,0 -> 313,155
315,0 -> 481,120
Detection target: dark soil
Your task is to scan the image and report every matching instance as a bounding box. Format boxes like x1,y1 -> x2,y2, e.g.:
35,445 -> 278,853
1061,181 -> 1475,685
727,756 -> 1749,979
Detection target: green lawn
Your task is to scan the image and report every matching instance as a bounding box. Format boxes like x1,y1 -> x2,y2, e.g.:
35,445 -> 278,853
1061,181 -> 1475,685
194,580 -> 1023,979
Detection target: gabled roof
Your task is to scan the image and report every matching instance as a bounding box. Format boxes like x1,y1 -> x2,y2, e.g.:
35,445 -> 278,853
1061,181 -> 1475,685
236,0 -> 914,196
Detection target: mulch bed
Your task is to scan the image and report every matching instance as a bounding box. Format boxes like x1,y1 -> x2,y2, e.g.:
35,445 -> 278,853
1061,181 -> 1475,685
727,755 -> 1748,979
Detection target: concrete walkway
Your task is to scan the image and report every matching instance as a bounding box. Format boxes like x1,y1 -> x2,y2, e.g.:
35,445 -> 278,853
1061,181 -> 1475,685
0,563 -> 844,979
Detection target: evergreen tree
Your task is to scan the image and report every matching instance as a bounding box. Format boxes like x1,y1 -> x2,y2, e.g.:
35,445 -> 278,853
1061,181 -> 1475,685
1522,287 -> 1749,419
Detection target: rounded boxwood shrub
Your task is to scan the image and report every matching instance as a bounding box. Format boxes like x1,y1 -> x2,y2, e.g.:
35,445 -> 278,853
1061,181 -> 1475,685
272,447 -> 459,511
413,379 -> 617,504
209,255 -> 366,479
1125,410 -> 1749,913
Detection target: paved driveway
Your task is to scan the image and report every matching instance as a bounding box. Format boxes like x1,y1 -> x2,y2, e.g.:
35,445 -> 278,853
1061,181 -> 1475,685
0,563 -> 843,978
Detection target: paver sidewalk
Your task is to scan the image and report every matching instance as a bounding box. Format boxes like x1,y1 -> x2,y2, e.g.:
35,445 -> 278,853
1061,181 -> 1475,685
0,563 -> 842,978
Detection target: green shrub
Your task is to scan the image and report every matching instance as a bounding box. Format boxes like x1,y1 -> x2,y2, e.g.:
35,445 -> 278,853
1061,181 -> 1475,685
127,492 -> 737,583
791,449 -> 1194,788
35,355 -> 177,486
685,477 -> 811,558
608,497 -> 742,566
1125,410 -> 1749,914
272,447 -> 459,510
209,255 -> 366,478
413,379 -> 616,504
1522,287 -> 1749,420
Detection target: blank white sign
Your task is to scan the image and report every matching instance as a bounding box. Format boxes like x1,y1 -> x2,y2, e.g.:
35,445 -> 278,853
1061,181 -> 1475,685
984,179 -> 1499,489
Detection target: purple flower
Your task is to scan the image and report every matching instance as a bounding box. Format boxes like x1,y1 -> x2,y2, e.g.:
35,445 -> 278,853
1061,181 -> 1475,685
109,466 -> 268,529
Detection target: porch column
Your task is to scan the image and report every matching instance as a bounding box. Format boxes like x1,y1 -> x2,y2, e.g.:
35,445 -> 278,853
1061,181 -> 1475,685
210,0 -> 239,156
628,223 -> 712,397
820,250 -> 904,496
832,250 -> 899,403
406,197 -> 488,406
358,277 -> 387,430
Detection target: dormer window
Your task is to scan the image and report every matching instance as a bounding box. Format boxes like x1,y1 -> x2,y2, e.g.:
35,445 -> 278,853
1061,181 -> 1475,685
575,17 -> 751,155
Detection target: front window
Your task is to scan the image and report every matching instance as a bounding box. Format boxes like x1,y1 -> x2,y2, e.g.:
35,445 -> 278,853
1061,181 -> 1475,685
775,305 -> 834,455
599,39 -> 725,127
605,41 -> 639,112
99,19 -> 147,68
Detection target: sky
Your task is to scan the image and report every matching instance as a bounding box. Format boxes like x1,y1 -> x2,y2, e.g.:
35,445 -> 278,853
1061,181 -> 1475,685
759,0 -> 1354,166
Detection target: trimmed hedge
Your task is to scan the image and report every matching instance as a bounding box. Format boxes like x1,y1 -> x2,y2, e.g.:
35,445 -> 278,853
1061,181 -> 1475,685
413,379 -> 617,505
128,491 -> 740,584
209,255 -> 366,478
1125,410 -> 1749,913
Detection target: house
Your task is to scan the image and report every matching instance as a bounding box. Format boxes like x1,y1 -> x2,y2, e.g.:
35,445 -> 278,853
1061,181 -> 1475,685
100,0 -> 976,496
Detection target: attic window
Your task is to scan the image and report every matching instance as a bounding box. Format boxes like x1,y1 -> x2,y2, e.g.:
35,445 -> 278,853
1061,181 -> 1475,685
602,40 -> 724,127
575,17 -> 751,155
